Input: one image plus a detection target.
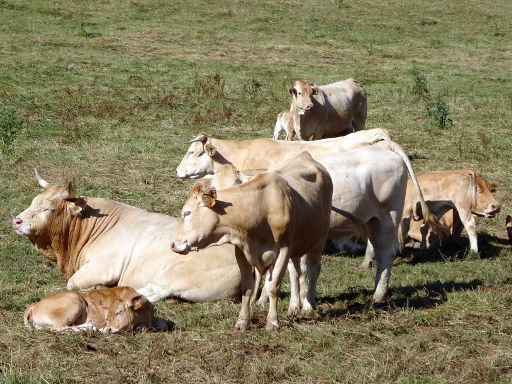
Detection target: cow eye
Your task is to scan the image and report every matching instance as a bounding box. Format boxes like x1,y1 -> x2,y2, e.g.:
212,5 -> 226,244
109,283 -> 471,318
44,207 -> 55,212
297,91 -> 302,96
183,210 -> 191,217
116,310 -> 123,316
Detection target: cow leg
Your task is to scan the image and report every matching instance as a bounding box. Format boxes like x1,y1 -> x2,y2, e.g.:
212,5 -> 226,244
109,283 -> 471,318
458,210 -> 478,252
251,269 -> 263,304
300,240 -> 324,314
369,216 -> 400,303
256,271 -> 270,306
266,247 -> 290,332
287,258 -> 302,316
67,262 -> 120,291
234,247 -> 254,331
360,240 -> 374,269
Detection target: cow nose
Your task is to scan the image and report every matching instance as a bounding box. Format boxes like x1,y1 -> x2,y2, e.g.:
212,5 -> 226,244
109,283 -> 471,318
305,103 -> 313,111
12,218 -> 22,228
104,327 -> 112,334
170,241 -> 176,252
492,203 -> 501,213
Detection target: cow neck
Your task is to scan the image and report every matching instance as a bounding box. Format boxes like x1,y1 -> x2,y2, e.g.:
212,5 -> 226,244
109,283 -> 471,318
209,137 -> 276,171
45,197 -> 124,279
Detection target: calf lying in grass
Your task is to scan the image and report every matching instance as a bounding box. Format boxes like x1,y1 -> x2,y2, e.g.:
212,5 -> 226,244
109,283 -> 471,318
24,286 -> 167,333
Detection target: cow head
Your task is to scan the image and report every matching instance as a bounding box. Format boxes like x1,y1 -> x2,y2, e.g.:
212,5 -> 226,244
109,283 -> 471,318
176,133 -> 217,179
472,172 -> 500,218
102,292 -> 154,334
289,80 -> 318,115
12,169 -> 87,245
171,181 -> 220,254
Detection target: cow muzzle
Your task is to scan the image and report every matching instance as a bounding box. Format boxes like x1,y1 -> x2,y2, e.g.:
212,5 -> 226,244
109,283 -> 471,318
171,240 -> 191,254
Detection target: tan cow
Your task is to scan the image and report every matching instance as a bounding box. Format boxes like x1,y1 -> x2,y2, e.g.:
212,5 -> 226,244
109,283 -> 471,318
288,78 -> 367,140
401,170 -> 500,252
24,286 -> 165,333
12,170 -> 242,303
176,128 -> 389,179
177,132 -> 446,302
171,152 -> 333,332
272,110 -> 294,140
506,215 -> 512,243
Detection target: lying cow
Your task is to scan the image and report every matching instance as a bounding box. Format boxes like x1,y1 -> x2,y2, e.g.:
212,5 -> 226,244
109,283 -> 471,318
506,215 -> 512,243
177,132 -> 445,303
172,152 -> 333,332
400,170 -> 500,252
288,78 -> 367,140
24,286 -> 164,333
12,170 -> 242,303
272,110 -> 294,140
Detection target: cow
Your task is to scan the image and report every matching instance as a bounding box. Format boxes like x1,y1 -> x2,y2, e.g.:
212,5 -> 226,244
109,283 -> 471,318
24,286 -> 165,333
288,78 -> 367,140
177,131 -> 445,302
176,128 -> 389,179
506,215 -> 512,243
272,110 -> 294,140
400,170 -> 500,252
12,170 -> 242,303
171,152 -> 333,332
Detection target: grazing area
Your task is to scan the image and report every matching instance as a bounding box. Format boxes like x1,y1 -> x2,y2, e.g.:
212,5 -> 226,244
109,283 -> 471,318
1,0 -> 511,382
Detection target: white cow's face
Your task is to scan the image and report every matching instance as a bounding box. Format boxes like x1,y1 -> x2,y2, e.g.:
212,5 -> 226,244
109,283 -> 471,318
12,176 -> 87,242
171,182 -> 220,254
289,80 -> 318,115
472,173 -> 500,218
176,140 -> 216,179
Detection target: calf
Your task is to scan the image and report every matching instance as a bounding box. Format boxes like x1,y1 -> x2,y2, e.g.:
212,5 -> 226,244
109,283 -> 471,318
171,152 -> 333,332
272,110 -> 294,140
24,286 -> 164,333
401,170 -> 500,252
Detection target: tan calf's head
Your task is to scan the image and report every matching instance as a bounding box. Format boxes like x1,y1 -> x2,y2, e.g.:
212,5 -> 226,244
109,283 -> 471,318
171,181 -> 221,254
289,80 -> 318,115
472,173 -> 500,218
176,133 -> 217,179
102,292 -> 154,334
12,170 -> 87,244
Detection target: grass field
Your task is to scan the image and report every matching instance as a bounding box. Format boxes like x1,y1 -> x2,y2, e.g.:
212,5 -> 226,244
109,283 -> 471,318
1,0 -> 512,382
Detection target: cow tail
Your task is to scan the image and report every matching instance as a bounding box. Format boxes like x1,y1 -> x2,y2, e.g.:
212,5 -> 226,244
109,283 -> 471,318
383,140 -> 450,241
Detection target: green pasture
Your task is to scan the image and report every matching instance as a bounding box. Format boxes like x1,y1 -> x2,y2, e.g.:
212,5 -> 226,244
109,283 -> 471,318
1,0 -> 511,382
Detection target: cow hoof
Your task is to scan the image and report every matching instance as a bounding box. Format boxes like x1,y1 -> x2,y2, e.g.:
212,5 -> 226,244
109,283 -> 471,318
287,306 -> 300,317
234,320 -> 248,331
359,261 -> 373,269
300,302 -> 314,315
372,294 -> 387,304
265,322 -> 279,333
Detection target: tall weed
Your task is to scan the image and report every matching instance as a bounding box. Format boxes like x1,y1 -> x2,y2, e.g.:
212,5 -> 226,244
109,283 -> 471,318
0,108 -> 23,154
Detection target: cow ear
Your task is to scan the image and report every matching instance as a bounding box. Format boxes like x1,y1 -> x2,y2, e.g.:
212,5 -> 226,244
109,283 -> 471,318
201,186 -> 217,207
311,85 -> 319,95
205,144 -> 216,157
490,182 -> 498,192
130,295 -> 147,311
69,197 -> 87,216
289,87 -> 296,96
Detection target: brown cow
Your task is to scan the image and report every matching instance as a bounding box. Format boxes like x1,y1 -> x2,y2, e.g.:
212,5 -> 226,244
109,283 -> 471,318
401,170 -> 500,251
24,286 -> 165,333
172,152 -> 333,332
288,78 -> 367,140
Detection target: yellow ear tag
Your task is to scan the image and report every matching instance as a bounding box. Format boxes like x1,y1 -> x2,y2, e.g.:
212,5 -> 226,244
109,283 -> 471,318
133,302 -> 143,311
209,198 -> 216,207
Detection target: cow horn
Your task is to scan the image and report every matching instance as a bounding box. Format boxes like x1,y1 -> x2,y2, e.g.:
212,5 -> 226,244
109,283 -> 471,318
187,133 -> 208,144
34,168 -> 50,190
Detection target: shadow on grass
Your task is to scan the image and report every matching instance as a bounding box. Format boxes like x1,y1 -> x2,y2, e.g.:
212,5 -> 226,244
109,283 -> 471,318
398,233 -> 510,265
316,279 -> 483,320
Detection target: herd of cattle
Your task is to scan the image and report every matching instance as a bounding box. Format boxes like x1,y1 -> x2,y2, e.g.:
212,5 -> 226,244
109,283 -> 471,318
12,78 -> 506,333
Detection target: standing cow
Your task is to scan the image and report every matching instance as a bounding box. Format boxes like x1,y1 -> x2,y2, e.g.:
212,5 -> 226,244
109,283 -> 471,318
12,170 -> 242,303
272,110 -> 294,140
400,170 -> 500,252
288,78 -> 367,140
171,152 -> 333,332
